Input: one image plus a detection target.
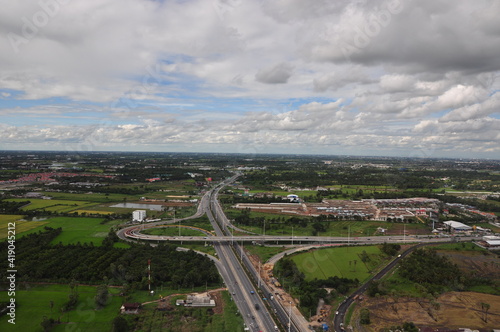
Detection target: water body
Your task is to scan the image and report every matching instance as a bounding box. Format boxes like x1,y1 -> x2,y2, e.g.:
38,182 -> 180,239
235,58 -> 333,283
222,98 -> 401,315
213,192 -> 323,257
111,203 -> 164,211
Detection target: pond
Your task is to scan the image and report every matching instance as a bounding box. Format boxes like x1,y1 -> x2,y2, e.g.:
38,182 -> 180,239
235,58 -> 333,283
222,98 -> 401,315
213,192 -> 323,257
110,202 -> 164,211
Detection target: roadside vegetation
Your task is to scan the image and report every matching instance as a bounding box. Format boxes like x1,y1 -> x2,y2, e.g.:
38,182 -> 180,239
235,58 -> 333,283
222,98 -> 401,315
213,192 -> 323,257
273,244 -> 401,319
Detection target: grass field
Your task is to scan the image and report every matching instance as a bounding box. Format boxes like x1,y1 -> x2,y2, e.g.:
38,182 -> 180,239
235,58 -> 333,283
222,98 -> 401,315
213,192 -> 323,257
142,225 -> 209,237
0,215 -> 50,239
178,217 -> 215,232
72,209 -> 115,215
230,214 -> 430,237
245,245 -> 289,263
231,189 -> 318,198
0,284 -> 122,332
19,216 -> 122,246
176,243 -> 217,256
429,242 -> 484,251
6,198 -> 96,213
126,290 -> 244,332
475,222 -> 500,233
291,245 -> 386,282
41,191 -> 144,203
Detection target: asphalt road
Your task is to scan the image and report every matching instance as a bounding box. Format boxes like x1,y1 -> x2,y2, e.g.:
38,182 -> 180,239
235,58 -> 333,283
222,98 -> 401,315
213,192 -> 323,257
207,177 -> 281,332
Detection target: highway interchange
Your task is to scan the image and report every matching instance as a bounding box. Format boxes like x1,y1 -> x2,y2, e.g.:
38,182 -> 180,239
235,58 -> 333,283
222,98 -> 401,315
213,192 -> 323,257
117,175 -> 476,332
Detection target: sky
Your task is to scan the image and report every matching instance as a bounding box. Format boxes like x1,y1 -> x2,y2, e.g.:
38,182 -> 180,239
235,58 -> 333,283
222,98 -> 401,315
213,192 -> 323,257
0,0 -> 499,159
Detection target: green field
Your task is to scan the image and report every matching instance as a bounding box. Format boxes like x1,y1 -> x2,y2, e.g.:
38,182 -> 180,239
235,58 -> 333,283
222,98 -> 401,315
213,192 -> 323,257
475,222 -> 500,233
230,188 -> 318,198
41,191 -> 145,203
125,290 -> 244,332
291,245 -> 386,282
19,216 -> 122,246
0,284 -> 122,332
245,245 -> 289,263
142,225 -> 208,237
176,243 -> 217,256
229,213 -> 429,237
429,242 -> 484,251
0,215 -> 49,239
6,198 -> 96,213
177,216 -> 215,232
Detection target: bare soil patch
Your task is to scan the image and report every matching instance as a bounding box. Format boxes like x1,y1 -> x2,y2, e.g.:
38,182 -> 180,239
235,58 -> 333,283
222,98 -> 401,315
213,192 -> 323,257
353,292 -> 500,330
439,250 -> 500,280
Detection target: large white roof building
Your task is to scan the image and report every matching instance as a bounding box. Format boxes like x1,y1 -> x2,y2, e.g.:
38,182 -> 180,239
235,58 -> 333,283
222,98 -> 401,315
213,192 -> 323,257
443,220 -> 472,231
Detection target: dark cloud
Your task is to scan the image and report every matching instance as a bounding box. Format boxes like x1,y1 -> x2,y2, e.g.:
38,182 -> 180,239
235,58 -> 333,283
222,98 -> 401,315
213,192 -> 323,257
255,62 -> 294,84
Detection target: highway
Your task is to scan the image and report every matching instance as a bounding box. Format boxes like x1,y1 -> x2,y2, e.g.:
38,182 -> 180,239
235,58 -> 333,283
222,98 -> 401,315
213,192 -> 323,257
117,176 -> 477,332
121,231 -> 468,246
119,174 -> 283,331
208,177 -> 303,332
205,179 -> 278,332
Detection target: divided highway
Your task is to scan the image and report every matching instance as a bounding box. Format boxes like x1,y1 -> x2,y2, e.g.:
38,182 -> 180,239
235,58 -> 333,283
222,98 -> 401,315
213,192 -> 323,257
118,175 -> 476,332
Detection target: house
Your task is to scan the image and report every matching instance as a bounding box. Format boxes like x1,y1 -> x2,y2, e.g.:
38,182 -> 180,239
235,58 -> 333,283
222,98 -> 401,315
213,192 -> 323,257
120,302 -> 140,314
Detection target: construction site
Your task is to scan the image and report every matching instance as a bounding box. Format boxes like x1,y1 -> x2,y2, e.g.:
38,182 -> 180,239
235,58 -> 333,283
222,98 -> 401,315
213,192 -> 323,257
233,197 -> 441,221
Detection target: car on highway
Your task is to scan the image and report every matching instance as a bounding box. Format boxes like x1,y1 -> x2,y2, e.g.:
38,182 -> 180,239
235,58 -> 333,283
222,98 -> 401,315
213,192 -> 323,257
250,290 -> 254,294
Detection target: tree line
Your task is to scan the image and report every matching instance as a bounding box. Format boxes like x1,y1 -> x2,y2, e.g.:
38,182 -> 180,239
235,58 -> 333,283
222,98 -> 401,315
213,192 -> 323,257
0,227 -> 221,290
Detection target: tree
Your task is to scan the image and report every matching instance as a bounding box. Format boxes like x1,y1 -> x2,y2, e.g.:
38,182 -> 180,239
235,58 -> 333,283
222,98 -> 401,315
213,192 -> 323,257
402,322 -> 418,332
367,280 -> 386,297
360,308 -> 370,324
40,316 -> 55,332
94,284 -> 109,309
360,250 -> 370,263
111,315 -> 129,332
481,302 -> 490,322
381,242 -> 401,256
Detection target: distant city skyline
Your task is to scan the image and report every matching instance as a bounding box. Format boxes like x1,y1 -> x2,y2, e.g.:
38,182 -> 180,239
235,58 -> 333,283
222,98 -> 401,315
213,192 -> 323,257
1,0 -> 499,159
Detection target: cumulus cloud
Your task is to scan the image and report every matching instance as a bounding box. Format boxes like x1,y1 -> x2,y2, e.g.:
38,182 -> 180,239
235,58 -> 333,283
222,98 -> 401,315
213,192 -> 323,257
0,0 -> 499,158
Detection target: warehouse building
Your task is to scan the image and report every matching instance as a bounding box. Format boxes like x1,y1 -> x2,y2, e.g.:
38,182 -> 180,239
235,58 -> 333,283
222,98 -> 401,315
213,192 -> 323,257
443,220 -> 472,233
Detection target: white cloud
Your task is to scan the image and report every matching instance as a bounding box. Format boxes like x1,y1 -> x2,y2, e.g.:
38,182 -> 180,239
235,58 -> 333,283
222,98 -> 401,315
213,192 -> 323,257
0,0 -> 499,158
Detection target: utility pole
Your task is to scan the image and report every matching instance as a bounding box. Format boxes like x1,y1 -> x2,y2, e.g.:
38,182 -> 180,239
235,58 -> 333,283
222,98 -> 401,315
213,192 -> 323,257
348,224 -> 350,250
148,259 -> 151,293
231,222 -> 234,245
258,261 -> 261,288
403,222 -> 406,243
176,209 -> 181,237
